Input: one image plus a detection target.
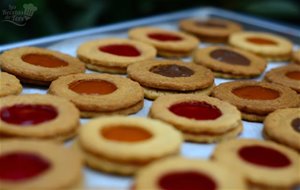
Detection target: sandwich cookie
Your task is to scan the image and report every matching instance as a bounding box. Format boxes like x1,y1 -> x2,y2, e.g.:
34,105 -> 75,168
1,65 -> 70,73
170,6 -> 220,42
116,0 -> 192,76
0,72 -> 22,97
293,50 -> 300,65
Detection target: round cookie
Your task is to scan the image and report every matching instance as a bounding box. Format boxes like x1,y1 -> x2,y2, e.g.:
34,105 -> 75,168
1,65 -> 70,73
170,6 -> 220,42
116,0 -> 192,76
179,18 -> 242,43
0,140 -> 83,190
293,50 -> 300,65
0,94 -> 80,141
0,72 -> 22,97
149,94 -> 242,143
77,38 -> 156,74
264,108 -> 300,151
193,46 -> 267,78
0,47 -> 85,85
229,32 -> 293,61
211,139 -> 300,190
127,60 -> 215,99
134,157 -> 247,190
264,65 -> 300,93
211,81 -> 300,122
128,27 -> 199,58
48,73 -> 144,117
77,116 -> 182,175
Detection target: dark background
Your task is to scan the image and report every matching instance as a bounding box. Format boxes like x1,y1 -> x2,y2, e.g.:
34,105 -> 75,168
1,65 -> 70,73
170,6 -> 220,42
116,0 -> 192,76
1,0 -> 300,45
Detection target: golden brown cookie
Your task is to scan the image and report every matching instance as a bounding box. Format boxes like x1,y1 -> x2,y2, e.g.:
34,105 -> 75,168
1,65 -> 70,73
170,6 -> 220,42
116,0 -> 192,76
179,18 -> 242,43
0,140 -> 83,190
229,32 -> 293,61
0,94 -> 80,141
77,116 -> 182,175
128,27 -> 199,57
264,108 -> 300,152
211,81 -> 300,122
77,38 -> 156,74
293,50 -> 300,65
48,73 -> 144,117
134,157 -> 247,190
211,139 -> 300,190
264,65 -> 300,93
0,72 -> 22,97
149,94 -> 242,143
193,46 -> 267,78
127,60 -> 214,99
0,47 -> 85,85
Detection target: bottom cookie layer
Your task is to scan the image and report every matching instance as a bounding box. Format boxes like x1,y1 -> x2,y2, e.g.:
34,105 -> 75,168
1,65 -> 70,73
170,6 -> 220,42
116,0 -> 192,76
86,63 -> 127,74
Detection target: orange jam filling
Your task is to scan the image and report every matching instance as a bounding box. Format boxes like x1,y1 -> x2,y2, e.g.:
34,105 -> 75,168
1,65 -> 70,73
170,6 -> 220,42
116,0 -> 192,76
285,71 -> 300,80
232,86 -> 280,100
101,126 -> 152,142
246,37 -> 277,45
68,80 -> 117,95
22,54 -> 68,68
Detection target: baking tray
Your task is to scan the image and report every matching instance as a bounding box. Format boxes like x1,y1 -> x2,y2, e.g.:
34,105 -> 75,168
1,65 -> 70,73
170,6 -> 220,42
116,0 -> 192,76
1,7 -> 299,189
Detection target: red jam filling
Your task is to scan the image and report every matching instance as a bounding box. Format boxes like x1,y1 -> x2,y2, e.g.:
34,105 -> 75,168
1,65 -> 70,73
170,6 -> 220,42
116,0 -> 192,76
246,37 -> 277,45
232,86 -> 280,100
169,101 -> 222,120
238,145 -> 291,168
0,152 -> 50,181
0,104 -> 58,126
148,33 -> 182,41
22,54 -> 68,68
99,44 -> 141,57
285,71 -> 300,80
158,171 -> 217,190
68,79 -> 117,95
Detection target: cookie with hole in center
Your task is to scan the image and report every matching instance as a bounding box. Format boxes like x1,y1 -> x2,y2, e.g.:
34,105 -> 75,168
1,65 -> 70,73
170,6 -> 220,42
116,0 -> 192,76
127,60 -> 214,99
77,38 -> 156,74
179,18 -> 242,43
193,46 -> 267,79
0,140 -> 83,189
211,139 -> 300,190
211,81 -> 300,122
0,47 -> 85,85
264,108 -> 300,152
48,73 -> 144,117
149,94 -> 242,143
0,72 -> 22,97
128,27 -> 199,58
0,94 -> 80,141
229,32 -> 293,61
77,116 -> 182,175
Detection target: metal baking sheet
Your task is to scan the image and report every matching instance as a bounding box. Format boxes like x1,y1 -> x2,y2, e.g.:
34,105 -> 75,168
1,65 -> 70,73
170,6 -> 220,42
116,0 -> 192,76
1,7 -> 299,189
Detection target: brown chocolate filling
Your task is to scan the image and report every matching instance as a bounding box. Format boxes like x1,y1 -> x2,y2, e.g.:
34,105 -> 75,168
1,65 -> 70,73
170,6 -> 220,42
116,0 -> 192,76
150,64 -> 194,77
291,117 -> 300,133
210,49 -> 250,66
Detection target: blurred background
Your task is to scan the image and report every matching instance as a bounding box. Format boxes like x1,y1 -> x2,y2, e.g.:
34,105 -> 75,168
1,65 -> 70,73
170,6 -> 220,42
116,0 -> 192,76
0,0 -> 299,44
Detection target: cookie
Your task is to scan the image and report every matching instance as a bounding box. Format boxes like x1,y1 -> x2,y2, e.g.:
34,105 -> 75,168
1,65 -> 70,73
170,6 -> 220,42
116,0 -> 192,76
149,94 -> 242,143
77,116 -> 182,175
134,157 -> 247,190
128,27 -> 199,57
264,108 -> 300,152
179,18 -> 242,42
211,139 -> 300,190
293,50 -> 300,65
77,38 -> 156,74
48,73 -> 144,117
0,72 -> 22,97
0,94 -> 80,141
0,140 -> 83,189
127,60 -> 215,99
229,32 -> 293,61
211,81 -> 300,122
264,65 -> 300,93
0,47 -> 85,85
193,46 -> 267,78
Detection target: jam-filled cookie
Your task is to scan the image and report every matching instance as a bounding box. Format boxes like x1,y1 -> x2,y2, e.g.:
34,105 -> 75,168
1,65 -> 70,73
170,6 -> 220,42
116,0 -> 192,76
293,50 -> 300,65
0,72 -> 22,97
193,46 -> 267,78
264,108 -> 300,151
211,81 -> 300,122
128,27 -> 199,57
127,60 -> 214,99
150,94 -> 242,143
134,157 -> 247,190
49,73 -> 144,117
264,65 -> 300,93
229,32 -> 293,61
0,140 -> 83,189
77,38 -> 156,74
179,18 -> 242,43
0,94 -> 80,141
0,47 -> 85,85
77,116 -> 182,175
212,139 -> 300,190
